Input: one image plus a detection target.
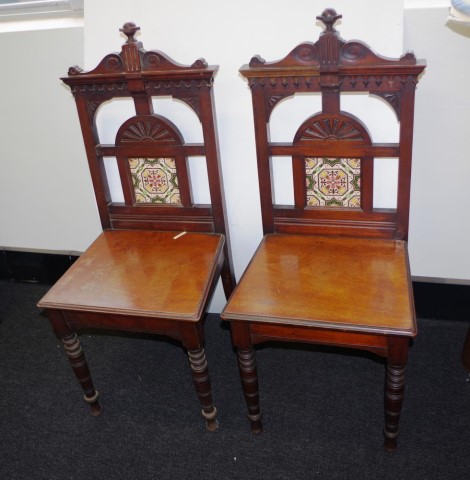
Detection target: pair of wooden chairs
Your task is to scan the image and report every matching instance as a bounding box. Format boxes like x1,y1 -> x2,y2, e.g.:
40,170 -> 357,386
38,10 -> 425,450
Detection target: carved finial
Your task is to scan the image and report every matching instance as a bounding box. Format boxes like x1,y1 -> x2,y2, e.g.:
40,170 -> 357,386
120,22 -> 140,43
316,8 -> 342,33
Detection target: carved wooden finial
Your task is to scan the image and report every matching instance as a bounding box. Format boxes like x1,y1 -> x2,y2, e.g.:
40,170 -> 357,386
120,22 -> 141,43
316,8 -> 342,33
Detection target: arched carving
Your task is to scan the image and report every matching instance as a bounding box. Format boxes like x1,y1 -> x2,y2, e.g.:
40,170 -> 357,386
294,112 -> 371,144
116,114 -> 184,146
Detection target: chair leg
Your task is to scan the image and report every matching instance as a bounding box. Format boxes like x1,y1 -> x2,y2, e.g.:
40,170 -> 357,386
237,347 -> 262,434
47,310 -> 102,417
180,323 -> 218,431
187,347 -> 219,431
221,254 -> 236,298
230,320 -> 262,433
462,326 -> 470,373
383,336 -> 409,451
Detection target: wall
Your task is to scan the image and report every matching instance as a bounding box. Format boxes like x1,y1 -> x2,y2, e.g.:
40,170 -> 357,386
1,1 -> 469,312
404,4 -> 470,281
0,22 -> 102,253
81,0 -> 405,310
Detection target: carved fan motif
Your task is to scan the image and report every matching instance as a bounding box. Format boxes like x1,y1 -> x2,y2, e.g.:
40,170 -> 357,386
300,118 -> 363,141
120,120 -> 176,143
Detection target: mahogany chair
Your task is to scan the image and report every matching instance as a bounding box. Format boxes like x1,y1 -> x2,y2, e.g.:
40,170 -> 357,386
221,9 -> 425,450
38,23 -> 235,431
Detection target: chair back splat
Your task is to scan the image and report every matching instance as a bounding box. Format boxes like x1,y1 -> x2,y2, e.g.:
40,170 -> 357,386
240,9 -> 425,240
38,23 -> 235,430
62,22 -> 235,294
222,9 -> 425,451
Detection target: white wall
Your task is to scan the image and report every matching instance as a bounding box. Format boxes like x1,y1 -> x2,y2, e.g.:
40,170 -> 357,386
84,0 -> 403,271
1,1 -> 469,311
405,5 -> 470,281
81,0 -> 405,310
0,24 -> 102,253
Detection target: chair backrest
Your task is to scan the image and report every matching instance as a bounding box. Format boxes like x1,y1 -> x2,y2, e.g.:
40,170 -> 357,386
240,9 -> 425,240
63,22 -> 230,241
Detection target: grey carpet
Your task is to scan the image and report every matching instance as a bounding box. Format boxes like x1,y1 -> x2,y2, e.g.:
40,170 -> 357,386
1,279 -> 469,479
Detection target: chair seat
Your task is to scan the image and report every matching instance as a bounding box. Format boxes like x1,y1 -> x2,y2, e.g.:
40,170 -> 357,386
222,234 -> 416,336
38,230 -> 224,322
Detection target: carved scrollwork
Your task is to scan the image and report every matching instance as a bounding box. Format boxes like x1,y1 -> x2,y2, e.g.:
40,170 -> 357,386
249,55 -> 266,67
400,51 -> 416,63
296,44 -> 319,63
68,65 -> 83,75
341,42 -> 369,61
142,51 -> 162,69
191,58 -> 208,69
103,54 -> 124,72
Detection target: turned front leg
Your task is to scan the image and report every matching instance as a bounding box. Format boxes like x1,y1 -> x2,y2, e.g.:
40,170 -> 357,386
229,321 -> 262,433
47,310 -> 102,416
384,336 -> 409,451
237,347 -> 262,433
187,347 -> 218,431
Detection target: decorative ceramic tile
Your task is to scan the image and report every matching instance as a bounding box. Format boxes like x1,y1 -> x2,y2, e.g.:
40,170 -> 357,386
129,157 -> 181,204
305,157 -> 361,208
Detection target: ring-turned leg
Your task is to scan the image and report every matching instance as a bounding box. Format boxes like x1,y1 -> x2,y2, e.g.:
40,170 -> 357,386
187,347 -> 218,431
47,310 -> 102,416
237,347 -> 262,433
180,322 -> 218,431
384,336 -> 409,451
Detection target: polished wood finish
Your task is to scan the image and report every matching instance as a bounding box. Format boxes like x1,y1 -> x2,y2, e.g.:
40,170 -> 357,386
225,235 -> 415,334
39,231 -> 224,321
38,23 -> 235,429
221,9 -> 425,450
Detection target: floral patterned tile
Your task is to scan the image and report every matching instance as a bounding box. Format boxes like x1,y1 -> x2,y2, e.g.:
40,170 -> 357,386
305,157 -> 361,208
129,157 -> 181,204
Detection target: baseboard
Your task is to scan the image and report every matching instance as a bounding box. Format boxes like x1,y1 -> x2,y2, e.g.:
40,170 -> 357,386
0,249 -> 78,285
412,280 -> 469,322
1,249 -> 468,322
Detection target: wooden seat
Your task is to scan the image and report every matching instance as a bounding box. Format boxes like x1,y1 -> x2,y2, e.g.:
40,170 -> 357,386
221,9 -> 425,449
38,23 -> 235,430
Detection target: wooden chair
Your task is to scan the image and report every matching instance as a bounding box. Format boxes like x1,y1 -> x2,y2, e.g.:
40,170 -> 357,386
221,9 -> 425,450
38,23 -> 235,431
